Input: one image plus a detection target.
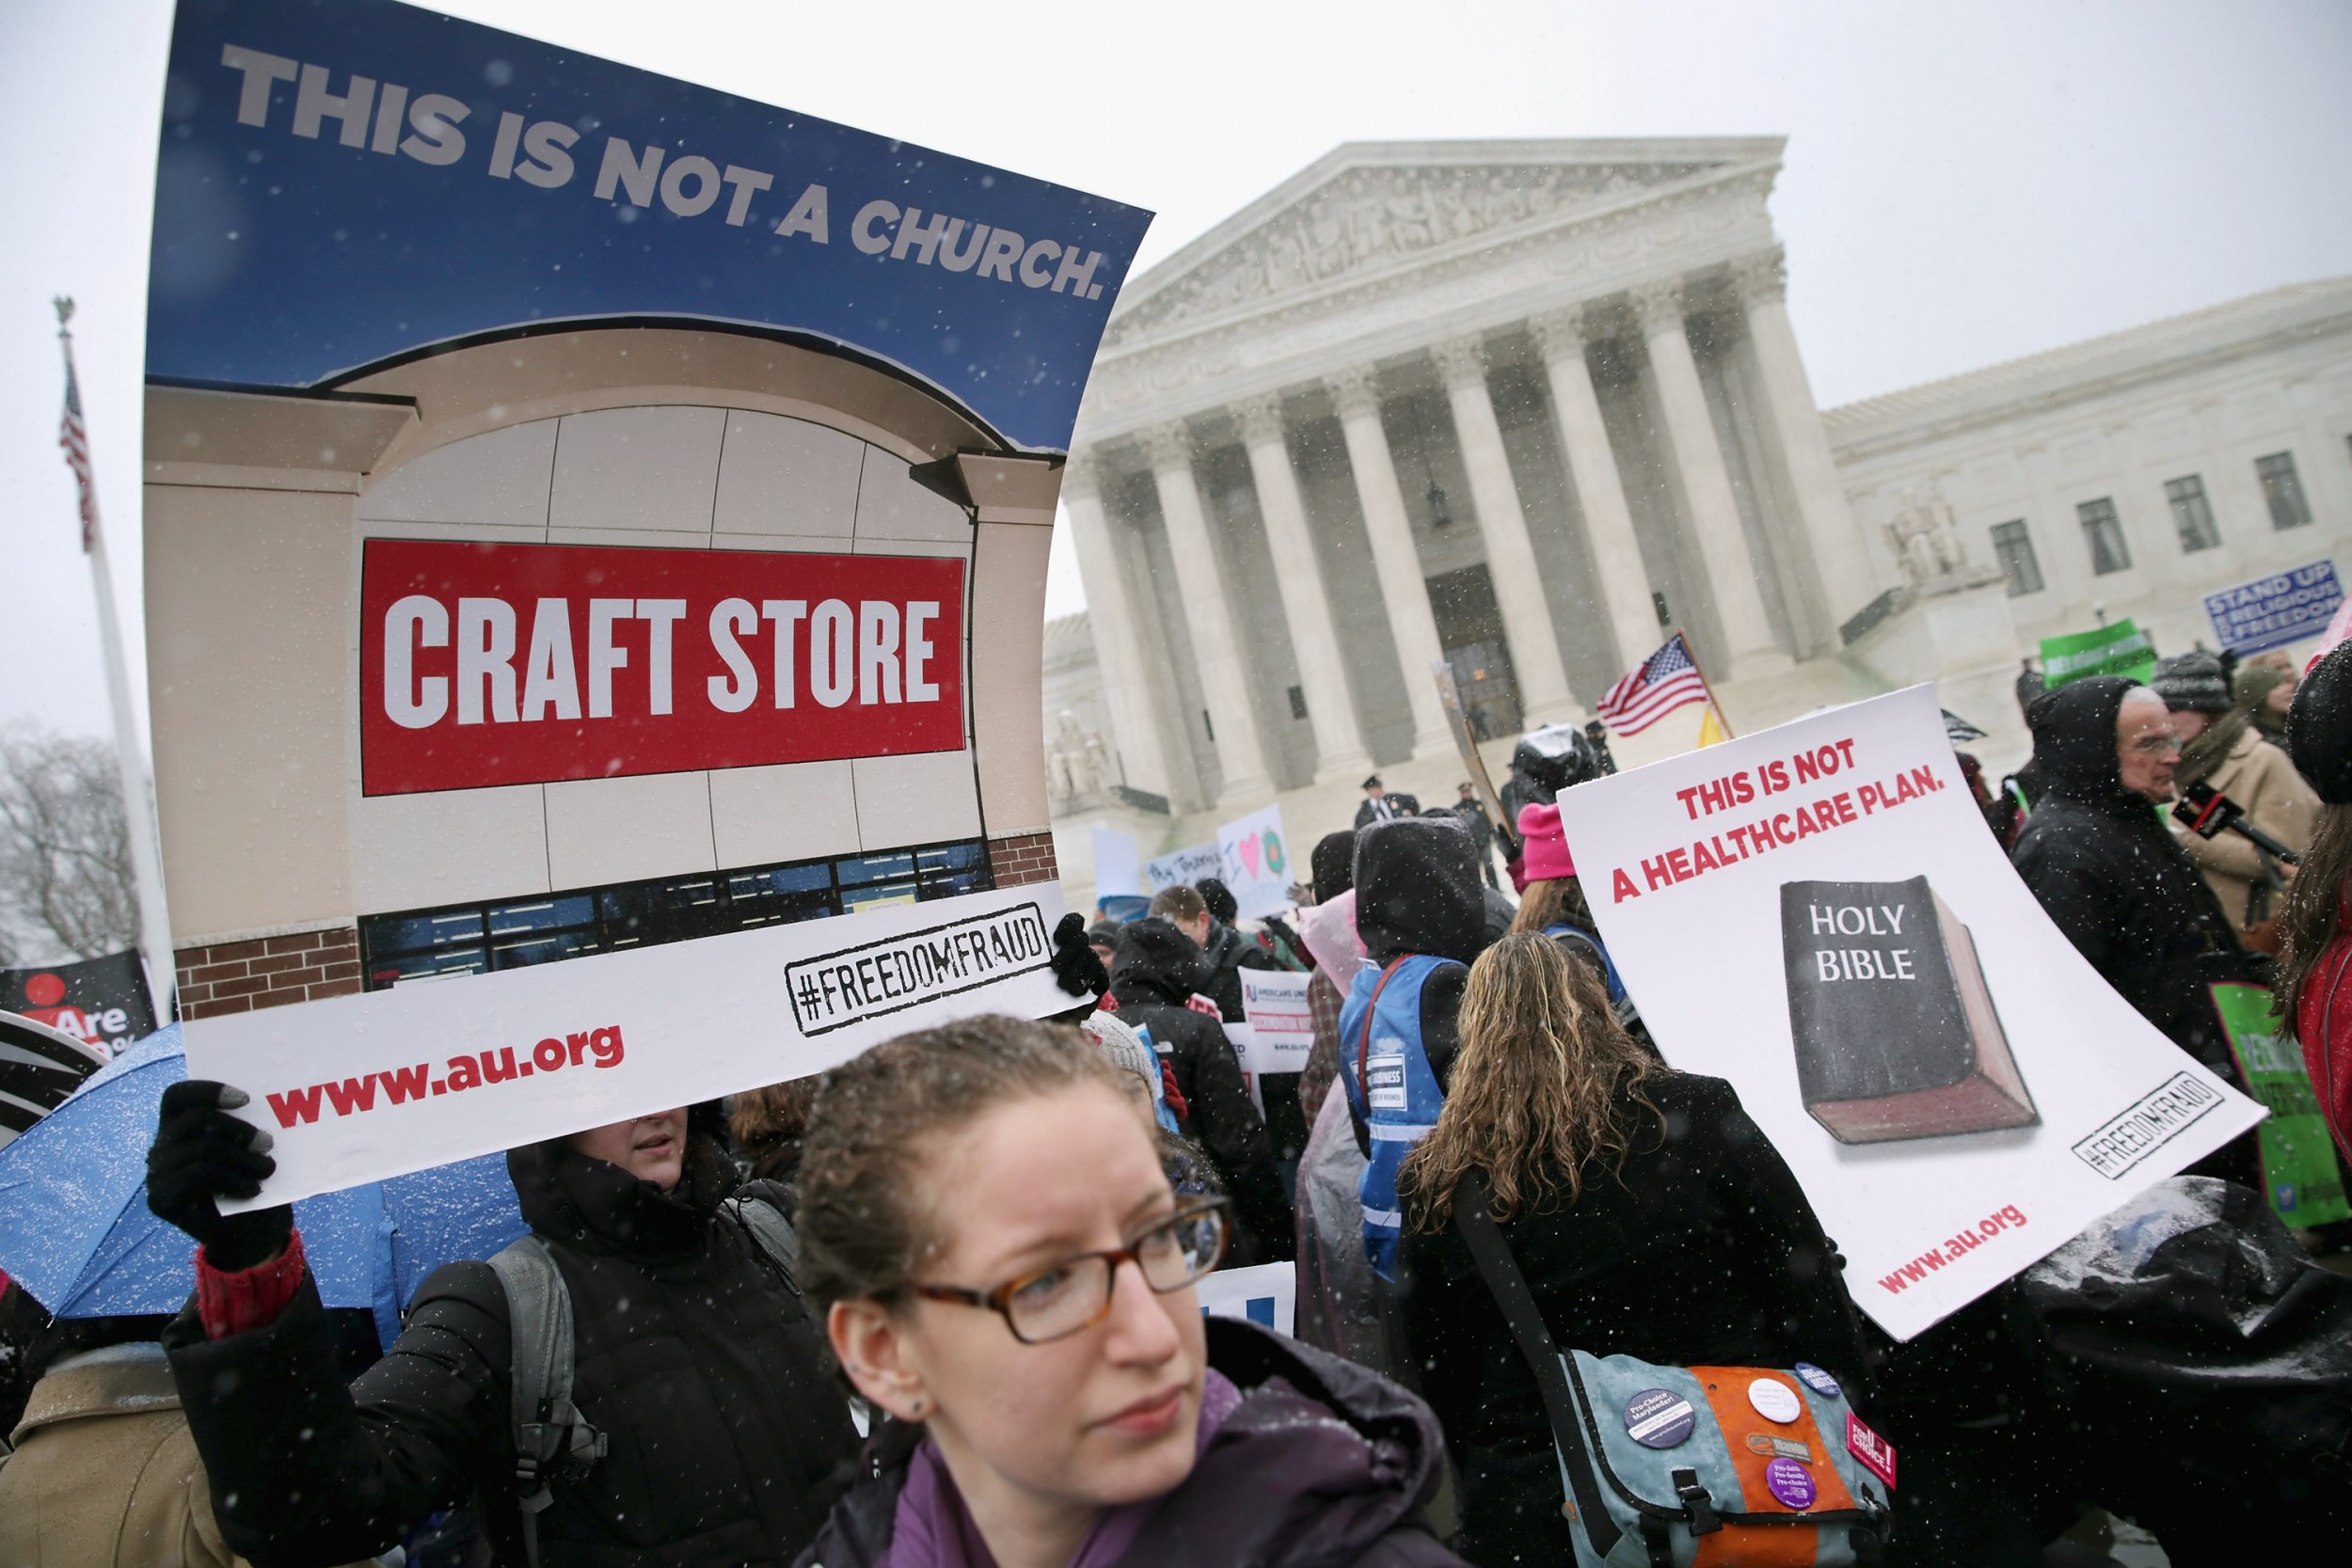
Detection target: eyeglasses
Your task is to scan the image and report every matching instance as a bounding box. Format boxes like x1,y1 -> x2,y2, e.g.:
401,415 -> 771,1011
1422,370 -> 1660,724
906,1198 -> 1231,1344
2125,734 -> 2185,756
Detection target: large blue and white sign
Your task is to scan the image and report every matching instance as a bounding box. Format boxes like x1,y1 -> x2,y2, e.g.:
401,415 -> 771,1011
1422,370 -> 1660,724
149,0 -> 1152,451
2204,561 -> 2344,656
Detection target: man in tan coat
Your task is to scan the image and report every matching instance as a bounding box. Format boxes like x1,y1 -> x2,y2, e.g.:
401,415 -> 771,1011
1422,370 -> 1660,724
0,1318 -> 385,1568
2154,650 -> 2320,939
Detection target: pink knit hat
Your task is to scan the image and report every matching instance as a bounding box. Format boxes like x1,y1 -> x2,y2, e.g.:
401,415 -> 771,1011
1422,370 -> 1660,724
1517,800 -> 1575,881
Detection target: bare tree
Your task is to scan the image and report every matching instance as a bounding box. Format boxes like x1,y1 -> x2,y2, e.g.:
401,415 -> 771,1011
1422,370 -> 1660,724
0,726 -> 138,962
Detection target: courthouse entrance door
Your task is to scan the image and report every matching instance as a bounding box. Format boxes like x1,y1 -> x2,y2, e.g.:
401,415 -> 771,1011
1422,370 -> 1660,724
1425,563 -> 1522,739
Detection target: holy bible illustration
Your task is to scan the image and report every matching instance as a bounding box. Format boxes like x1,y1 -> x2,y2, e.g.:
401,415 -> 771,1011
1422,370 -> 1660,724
1780,876 -> 2037,1143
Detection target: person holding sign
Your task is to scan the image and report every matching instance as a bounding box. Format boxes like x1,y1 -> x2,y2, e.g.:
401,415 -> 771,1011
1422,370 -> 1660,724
1395,934 -> 1864,1568
797,1016 -> 1466,1568
145,1085 -> 858,1567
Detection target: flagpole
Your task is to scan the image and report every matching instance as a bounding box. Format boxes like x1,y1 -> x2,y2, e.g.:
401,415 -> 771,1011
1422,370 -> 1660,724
56,297 -> 178,1022
1675,626 -> 1737,740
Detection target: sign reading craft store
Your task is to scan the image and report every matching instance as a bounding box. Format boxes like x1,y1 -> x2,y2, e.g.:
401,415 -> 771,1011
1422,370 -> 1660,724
361,541 -> 966,793
143,0 -> 1150,1205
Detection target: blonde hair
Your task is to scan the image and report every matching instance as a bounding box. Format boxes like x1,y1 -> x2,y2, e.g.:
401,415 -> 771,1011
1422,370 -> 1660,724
1400,932 -> 1661,1229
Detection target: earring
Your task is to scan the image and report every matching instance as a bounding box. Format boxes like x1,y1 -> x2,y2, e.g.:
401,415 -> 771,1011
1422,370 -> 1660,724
907,1395 -> 928,1418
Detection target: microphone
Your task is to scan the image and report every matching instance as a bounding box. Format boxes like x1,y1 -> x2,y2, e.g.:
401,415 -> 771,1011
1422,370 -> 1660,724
2172,782 -> 2301,865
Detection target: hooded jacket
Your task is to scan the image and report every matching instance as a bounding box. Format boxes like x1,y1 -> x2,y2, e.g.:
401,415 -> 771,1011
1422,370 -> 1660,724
1109,920 -> 1291,1262
1343,819 -> 1485,1156
164,1132 -> 858,1568
2010,677 -> 2249,1068
792,1317 -> 1464,1568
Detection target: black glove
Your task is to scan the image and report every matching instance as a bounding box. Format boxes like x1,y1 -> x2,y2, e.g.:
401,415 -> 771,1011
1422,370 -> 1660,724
1049,911 -> 1109,1001
147,1080 -> 293,1271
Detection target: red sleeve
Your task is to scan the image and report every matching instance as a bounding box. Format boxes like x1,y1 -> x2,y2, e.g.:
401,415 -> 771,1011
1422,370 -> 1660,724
196,1228 -> 310,1340
2296,937 -> 2352,1163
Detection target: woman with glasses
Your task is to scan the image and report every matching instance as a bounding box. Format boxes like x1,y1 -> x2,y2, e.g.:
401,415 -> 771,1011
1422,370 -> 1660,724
794,1014 -> 1467,1568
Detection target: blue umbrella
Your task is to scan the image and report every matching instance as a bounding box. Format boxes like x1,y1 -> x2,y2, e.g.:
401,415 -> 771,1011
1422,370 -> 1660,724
0,1024 -> 527,1350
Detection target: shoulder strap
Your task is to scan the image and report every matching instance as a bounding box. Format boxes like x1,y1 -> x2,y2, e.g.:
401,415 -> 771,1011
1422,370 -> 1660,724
723,1190 -> 802,1286
488,1235 -> 605,1568
1452,1171 -> 1628,1559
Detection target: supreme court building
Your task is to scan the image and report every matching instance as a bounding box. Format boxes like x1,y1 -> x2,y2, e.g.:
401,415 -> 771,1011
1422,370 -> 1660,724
1046,137 -> 2352,890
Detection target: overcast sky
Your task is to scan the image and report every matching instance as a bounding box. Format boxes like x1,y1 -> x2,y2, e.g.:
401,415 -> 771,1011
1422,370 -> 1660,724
5,0 -> 2349,744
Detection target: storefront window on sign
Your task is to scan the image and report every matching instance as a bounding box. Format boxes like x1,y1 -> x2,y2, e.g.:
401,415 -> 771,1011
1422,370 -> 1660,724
358,839 -> 992,990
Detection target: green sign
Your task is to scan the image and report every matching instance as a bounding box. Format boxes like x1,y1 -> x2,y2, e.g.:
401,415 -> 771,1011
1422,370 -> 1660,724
2209,982 -> 2351,1227
2040,619 -> 2156,689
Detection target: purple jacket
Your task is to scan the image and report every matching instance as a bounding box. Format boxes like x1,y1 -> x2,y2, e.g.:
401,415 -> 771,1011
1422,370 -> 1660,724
794,1318 -> 1465,1568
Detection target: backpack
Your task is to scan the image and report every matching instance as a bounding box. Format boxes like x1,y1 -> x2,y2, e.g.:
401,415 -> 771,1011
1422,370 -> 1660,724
1454,1172 -> 1891,1565
485,1188 -> 802,1568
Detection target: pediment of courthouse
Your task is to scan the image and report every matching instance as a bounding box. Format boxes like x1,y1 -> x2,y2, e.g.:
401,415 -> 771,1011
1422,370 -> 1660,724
1078,137 -> 1788,441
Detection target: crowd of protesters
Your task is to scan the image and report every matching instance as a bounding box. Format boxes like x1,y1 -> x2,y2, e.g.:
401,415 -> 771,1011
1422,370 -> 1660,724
7,648 -> 2352,1567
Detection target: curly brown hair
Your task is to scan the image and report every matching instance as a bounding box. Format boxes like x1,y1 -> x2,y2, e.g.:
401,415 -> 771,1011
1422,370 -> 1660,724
1400,931 -> 1661,1230
2276,802 -> 2352,1033
1509,873 -> 1596,936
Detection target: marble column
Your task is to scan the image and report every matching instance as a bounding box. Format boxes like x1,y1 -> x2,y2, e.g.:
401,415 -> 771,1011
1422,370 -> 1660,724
1235,394 -> 1375,784
1326,367 -> 1453,757
1058,454 -> 1176,800
1630,278 -> 1783,675
1532,306 -> 1661,674
1144,421 -> 1275,803
1730,247 -> 1882,636
1433,335 -> 1581,724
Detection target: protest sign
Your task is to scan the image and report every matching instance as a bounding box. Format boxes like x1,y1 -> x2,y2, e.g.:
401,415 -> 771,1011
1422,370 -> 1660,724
3,952 -> 158,1060
146,0 -> 1149,1200
1194,1260 -> 1296,1338
1216,804 -> 1294,920
1090,827 -> 1142,898
2203,561 -> 2343,656
1147,843 -> 1222,893
2210,982 -> 2352,1227
215,884 -> 1067,1208
2039,620 -> 2155,689
1552,685 -> 2264,1339
1238,969 -> 1314,1069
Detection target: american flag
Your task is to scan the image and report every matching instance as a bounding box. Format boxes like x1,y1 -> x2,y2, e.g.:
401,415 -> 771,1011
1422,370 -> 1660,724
59,356 -> 97,552
1597,632 -> 1708,736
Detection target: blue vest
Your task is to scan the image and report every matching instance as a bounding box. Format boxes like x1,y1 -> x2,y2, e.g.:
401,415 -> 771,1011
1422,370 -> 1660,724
1339,955 -> 1459,1280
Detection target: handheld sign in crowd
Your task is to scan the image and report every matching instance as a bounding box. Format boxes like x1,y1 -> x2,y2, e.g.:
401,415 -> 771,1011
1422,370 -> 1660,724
1147,843 -> 1224,894
1552,686 -> 2264,1339
2203,561 -> 2344,657
1216,803 -> 1295,921
2038,620 -> 2156,689
143,0 -> 1150,1207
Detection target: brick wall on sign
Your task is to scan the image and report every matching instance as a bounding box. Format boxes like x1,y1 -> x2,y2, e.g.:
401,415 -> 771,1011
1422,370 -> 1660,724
986,832 -> 1059,888
176,927 -> 363,1020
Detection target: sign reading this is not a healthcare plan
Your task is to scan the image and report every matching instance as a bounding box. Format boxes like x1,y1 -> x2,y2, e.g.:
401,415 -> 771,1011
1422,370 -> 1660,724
1551,685 -> 2264,1339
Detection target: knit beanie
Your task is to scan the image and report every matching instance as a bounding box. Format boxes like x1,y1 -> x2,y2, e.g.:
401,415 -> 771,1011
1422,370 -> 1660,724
1516,800 -> 1576,881
2148,651 -> 2231,715
2288,641 -> 2352,804
2234,660 -> 2290,716
1079,1010 -> 1160,1098
1196,878 -> 1238,925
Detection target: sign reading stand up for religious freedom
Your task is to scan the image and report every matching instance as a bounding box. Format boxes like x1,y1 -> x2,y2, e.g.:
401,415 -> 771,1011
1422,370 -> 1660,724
2203,561 -> 2344,656
1552,686 -> 2263,1339
147,0 -> 1150,1208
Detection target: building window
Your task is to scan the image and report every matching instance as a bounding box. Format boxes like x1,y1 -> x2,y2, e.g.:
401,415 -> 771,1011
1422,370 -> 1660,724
358,838 -> 993,990
2163,475 -> 2220,553
1990,520 -> 2044,597
2078,498 -> 2131,575
2257,451 -> 2312,531
1286,685 -> 1309,720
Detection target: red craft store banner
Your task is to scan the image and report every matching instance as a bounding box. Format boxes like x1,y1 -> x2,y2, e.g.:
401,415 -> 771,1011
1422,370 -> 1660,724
360,539 -> 966,796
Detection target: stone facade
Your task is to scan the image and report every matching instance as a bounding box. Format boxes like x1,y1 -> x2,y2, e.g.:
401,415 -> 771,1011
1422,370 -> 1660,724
1048,139 -> 2352,905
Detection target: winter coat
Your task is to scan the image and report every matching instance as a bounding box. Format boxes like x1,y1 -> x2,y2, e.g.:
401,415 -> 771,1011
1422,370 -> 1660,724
164,1134 -> 859,1568
1343,818 -> 1486,1156
1399,1072 -> 1866,1568
2292,889 -> 2352,1163
2170,721 -> 2320,930
792,1317 -> 1466,1568
0,1342 -> 382,1568
2010,676 -> 2250,1069
1109,920 -> 1292,1262
1199,924 -> 1308,1164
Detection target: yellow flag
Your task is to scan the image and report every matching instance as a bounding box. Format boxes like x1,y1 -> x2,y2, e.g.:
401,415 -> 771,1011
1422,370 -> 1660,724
1696,705 -> 1728,748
